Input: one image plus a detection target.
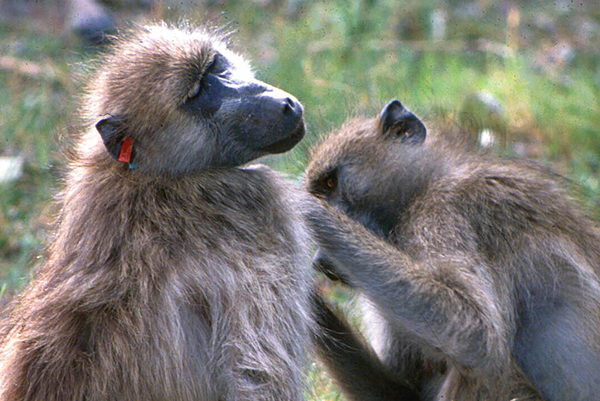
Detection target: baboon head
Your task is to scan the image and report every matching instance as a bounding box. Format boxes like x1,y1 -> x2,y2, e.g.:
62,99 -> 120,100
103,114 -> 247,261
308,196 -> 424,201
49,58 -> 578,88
306,100 -> 429,281
87,24 -> 305,174
306,100 -> 428,237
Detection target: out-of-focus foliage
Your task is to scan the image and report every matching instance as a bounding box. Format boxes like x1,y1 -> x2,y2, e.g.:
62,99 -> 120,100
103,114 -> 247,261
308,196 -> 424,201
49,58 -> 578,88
0,0 -> 599,398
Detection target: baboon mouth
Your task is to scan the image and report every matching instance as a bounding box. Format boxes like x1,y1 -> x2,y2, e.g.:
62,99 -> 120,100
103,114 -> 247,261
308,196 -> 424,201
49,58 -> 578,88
262,122 -> 306,154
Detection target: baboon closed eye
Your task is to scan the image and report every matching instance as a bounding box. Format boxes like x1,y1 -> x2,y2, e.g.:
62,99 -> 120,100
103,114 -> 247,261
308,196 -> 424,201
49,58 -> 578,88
91,25 -> 305,174
0,23 -> 312,401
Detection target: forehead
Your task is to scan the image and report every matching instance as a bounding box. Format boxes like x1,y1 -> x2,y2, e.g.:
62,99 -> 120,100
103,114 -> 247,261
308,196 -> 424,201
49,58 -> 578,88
212,40 -> 255,81
93,24 -> 256,112
113,25 -> 252,75
125,25 -> 214,58
306,118 -> 380,178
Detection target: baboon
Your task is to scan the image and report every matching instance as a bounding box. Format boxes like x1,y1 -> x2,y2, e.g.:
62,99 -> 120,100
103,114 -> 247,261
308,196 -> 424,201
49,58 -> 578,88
0,23 -> 312,401
305,100 -> 600,401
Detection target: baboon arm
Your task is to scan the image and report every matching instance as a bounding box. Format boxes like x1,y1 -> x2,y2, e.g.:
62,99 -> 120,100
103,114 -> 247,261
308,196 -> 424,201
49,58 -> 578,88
306,198 -> 507,374
310,292 -> 420,401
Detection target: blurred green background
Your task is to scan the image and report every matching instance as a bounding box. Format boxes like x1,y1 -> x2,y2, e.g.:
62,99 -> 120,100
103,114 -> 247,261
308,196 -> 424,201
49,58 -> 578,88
0,0 -> 599,398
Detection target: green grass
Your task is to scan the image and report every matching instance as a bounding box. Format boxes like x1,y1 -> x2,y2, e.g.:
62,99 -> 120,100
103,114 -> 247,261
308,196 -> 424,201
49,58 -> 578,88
1,1 -> 599,399
0,21 -> 81,289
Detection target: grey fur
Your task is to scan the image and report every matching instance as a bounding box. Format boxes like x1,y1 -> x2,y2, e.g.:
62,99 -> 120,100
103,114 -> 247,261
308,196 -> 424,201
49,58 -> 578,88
0,23 -> 312,401
305,100 -> 600,401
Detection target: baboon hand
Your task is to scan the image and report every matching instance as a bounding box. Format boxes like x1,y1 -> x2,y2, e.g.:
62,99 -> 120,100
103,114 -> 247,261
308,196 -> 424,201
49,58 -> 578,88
303,196 -> 363,282
303,196 -> 347,247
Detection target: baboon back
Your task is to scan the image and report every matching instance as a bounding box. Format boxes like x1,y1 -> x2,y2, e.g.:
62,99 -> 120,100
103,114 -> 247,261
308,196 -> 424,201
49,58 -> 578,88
306,100 -> 600,401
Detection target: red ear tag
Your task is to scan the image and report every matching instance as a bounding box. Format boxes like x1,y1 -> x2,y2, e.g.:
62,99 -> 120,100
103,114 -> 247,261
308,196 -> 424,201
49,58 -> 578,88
118,136 -> 134,163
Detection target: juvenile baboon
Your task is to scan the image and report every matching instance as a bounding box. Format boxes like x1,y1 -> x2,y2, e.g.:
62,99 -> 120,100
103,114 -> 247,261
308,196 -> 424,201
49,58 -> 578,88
0,23 -> 312,401
305,100 -> 600,401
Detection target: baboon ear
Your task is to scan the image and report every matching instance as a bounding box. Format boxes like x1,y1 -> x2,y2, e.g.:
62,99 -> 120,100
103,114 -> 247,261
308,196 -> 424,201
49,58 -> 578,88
379,100 -> 427,145
96,116 -> 130,161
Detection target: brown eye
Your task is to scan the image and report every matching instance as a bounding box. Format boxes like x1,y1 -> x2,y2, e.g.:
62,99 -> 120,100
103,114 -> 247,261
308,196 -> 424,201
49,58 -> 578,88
309,171 -> 338,198
321,173 -> 337,194
187,81 -> 201,100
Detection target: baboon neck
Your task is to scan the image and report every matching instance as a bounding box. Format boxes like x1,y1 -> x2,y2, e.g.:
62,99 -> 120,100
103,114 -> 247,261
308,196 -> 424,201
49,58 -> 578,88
372,146 -> 452,240
49,163 -> 287,282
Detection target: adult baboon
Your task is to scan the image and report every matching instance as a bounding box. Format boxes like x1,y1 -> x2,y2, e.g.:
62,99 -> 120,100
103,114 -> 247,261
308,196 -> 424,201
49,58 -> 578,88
305,100 -> 600,401
0,23 -> 312,401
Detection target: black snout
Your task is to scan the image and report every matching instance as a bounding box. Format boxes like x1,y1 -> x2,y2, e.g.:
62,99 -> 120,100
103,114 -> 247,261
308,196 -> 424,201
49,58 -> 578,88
257,92 -> 305,154
210,76 -> 305,156
283,96 -> 302,119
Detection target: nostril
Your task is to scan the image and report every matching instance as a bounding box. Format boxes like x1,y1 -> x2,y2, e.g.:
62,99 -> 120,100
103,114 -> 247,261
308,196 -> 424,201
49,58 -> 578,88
283,97 -> 296,114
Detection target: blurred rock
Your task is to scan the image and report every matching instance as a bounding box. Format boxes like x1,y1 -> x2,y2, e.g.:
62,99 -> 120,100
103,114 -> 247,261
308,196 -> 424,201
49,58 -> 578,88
68,0 -> 116,45
0,156 -> 24,184
479,128 -> 495,148
459,91 -> 507,147
534,40 -> 575,74
431,8 -> 447,40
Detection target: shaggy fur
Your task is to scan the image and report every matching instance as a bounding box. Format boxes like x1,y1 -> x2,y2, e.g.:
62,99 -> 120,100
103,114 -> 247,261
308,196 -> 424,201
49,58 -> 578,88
306,100 -> 600,401
0,24 -> 312,401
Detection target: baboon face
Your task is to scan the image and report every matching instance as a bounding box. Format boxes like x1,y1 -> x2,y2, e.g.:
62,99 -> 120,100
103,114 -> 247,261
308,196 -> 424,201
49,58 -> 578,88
92,24 -> 305,174
306,100 -> 427,236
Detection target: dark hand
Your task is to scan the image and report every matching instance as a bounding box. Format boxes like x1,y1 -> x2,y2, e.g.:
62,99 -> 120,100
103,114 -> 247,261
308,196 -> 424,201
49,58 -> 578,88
303,196 -> 346,246
303,196 -> 353,283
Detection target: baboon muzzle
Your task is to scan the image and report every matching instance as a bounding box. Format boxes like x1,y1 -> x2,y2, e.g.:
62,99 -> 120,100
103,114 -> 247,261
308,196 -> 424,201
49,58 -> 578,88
231,83 -> 305,155
186,66 -> 305,157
